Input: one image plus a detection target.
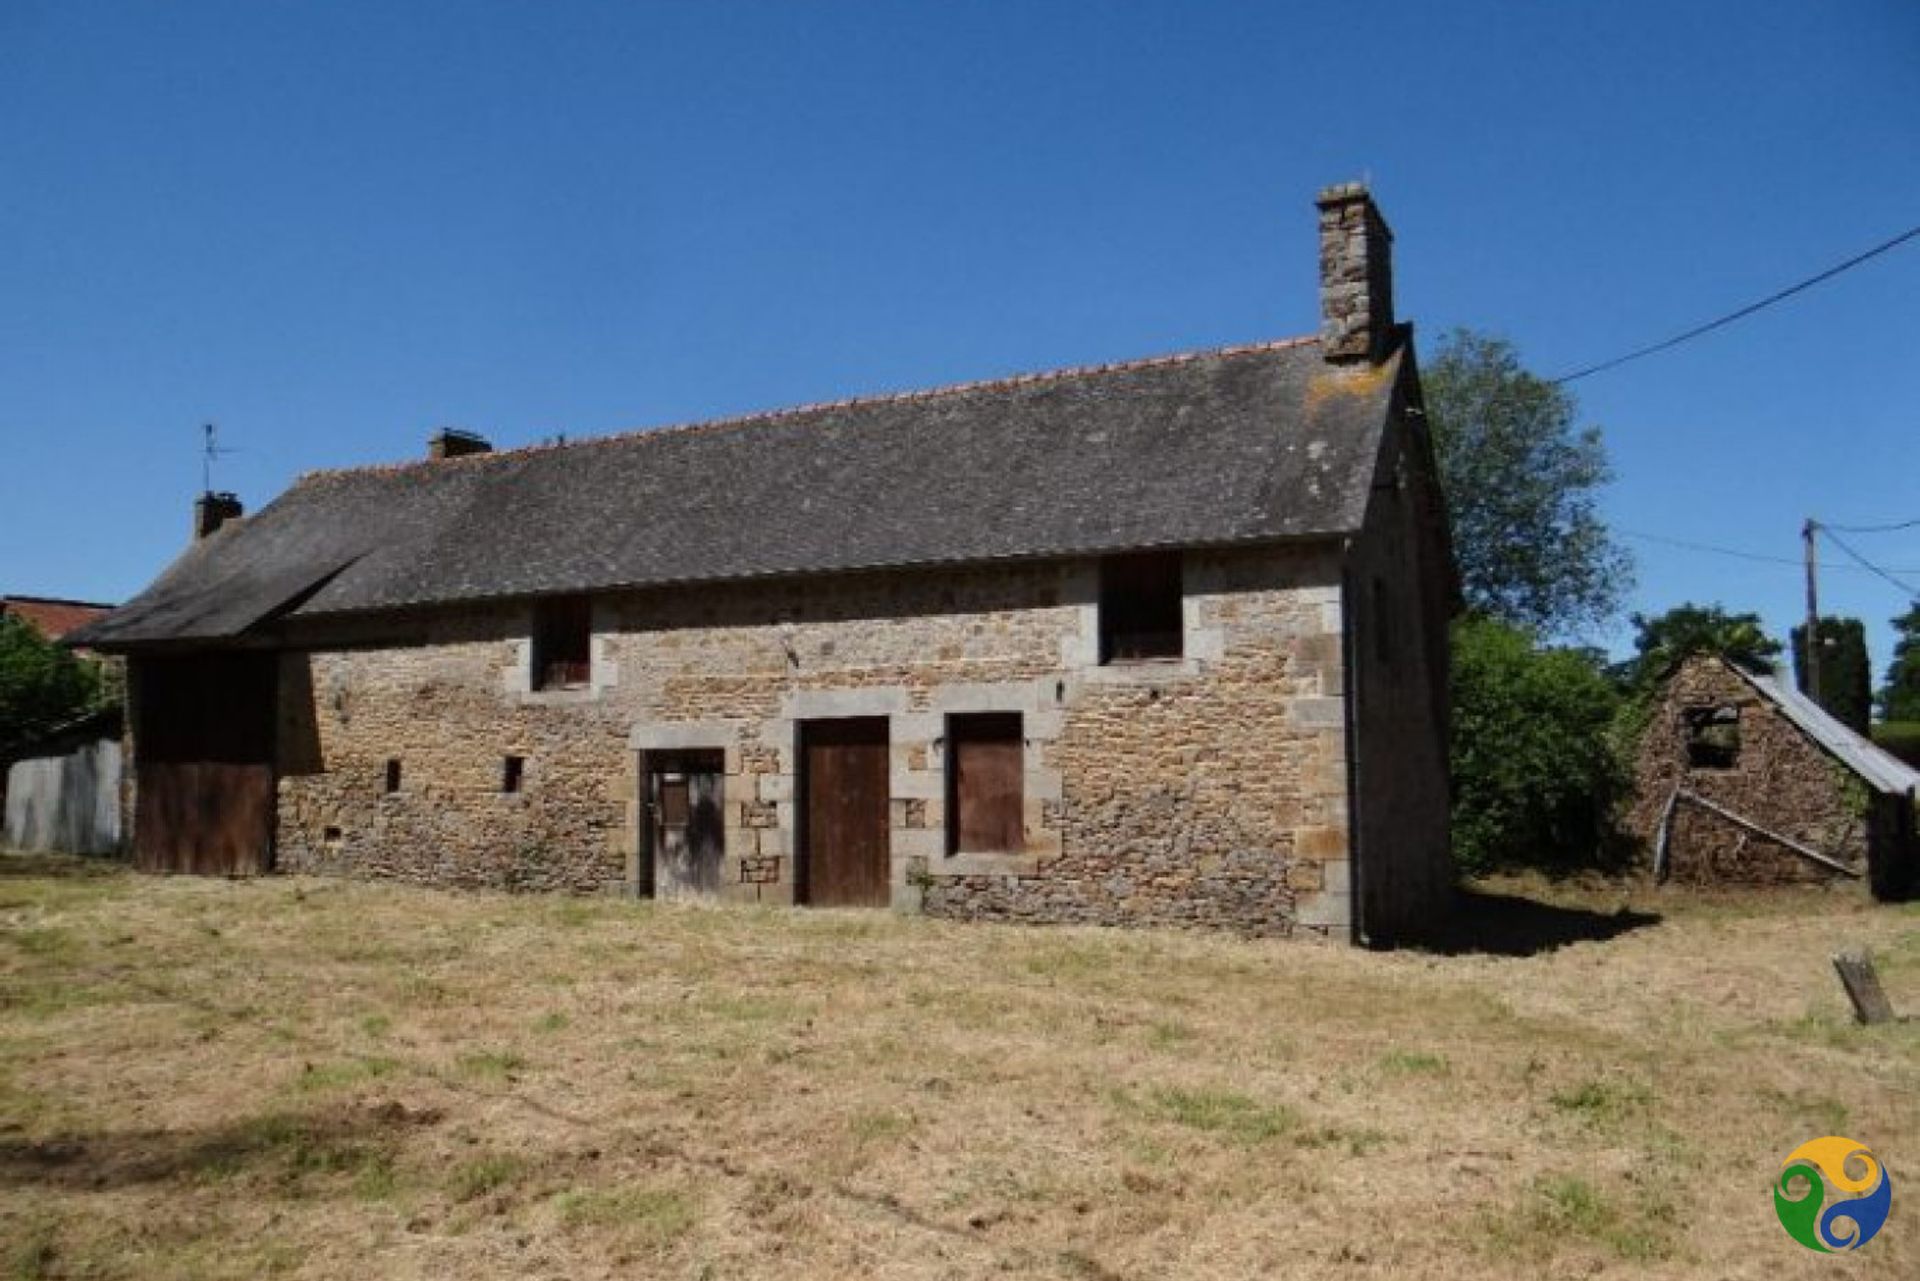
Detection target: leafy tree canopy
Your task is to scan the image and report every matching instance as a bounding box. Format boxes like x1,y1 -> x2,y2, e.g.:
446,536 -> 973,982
1878,603 -> 1920,724
1790,615 -> 1872,735
0,615 -> 103,754
1449,616 -> 1628,876
1422,328 -> 1633,637
1623,602 -> 1782,689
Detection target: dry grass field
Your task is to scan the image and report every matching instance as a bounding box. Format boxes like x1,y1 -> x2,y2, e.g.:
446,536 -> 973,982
2,852 -> 1915,1280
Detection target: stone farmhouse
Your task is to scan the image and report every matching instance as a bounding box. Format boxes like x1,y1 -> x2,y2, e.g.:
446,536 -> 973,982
1630,653 -> 1919,898
70,184 -> 1457,943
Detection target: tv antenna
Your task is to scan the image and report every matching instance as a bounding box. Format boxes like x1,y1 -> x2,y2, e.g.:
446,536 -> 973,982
201,422 -> 238,492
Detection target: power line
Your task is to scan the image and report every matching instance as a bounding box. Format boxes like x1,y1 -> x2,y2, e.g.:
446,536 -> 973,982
1618,528 -> 1920,576
1819,516 -> 1920,534
1817,525 -> 1920,599
1550,221 -> 1920,385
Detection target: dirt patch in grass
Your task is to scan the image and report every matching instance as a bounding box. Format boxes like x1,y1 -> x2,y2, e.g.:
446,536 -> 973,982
1,854 -> 1915,1278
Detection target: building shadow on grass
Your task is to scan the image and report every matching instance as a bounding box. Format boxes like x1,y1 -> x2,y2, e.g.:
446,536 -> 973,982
1407,885 -> 1662,957
0,849 -> 127,879
0,1102 -> 439,1191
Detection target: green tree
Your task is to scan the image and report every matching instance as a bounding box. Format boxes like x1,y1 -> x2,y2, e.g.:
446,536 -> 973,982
1621,602 -> 1782,689
1790,615 -> 1872,734
1422,329 -> 1633,636
1449,616 -> 1627,875
1878,603 -> 1920,723
0,615 -> 103,753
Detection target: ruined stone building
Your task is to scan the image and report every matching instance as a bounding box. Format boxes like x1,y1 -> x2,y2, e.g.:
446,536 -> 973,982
1630,653 -> 1919,898
70,184 -> 1457,943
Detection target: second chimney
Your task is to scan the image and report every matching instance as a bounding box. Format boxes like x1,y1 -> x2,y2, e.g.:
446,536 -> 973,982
194,491 -> 243,541
428,428 -> 492,460
1316,183 -> 1395,364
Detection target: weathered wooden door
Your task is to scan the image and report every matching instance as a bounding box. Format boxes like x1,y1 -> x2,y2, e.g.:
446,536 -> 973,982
649,751 -> 724,900
130,652 -> 277,875
800,717 -> 890,907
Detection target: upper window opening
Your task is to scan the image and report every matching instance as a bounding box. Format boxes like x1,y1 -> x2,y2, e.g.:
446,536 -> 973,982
1684,705 -> 1741,769
1099,552 -> 1183,664
947,713 -> 1024,855
533,596 -> 592,691
384,759 -> 402,794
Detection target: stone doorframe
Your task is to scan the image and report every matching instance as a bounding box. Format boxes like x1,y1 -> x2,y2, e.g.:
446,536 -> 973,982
622,679 -> 1065,910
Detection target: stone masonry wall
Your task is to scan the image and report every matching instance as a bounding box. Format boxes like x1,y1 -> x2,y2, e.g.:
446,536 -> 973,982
273,544 -> 1354,935
1627,655 -> 1868,886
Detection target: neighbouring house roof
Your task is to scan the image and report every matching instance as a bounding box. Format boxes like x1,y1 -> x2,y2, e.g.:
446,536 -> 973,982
1729,661 -> 1920,796
1,596 -> 115,642
69,336 -> 1406,650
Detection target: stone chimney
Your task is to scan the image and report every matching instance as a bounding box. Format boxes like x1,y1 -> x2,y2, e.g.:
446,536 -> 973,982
428,428 -> 492,460
1316,182 -> 1395,364
193,491 -> 243,540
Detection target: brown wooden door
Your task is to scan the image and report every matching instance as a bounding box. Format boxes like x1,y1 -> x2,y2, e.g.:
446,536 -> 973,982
649,751 -> 725,900
131,653 -> 277,875
801,717 -> 890,907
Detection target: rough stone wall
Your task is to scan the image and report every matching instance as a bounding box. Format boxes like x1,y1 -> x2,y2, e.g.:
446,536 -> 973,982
1627,655 -> 1868,885
270,545 -> 1357,935
1344,401 -> 1454,942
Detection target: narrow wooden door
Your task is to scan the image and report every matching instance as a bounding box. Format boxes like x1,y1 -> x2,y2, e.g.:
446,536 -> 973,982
800,717 -> 890,907
649,752 -> 724,900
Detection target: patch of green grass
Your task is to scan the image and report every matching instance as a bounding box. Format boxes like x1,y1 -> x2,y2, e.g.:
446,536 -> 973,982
1148,1021 -> 1194,1049
351,1152 -> 400,1202
533,1010 -> 569,1034
1297,1124 -> 1391,1156
457,1050 -> 527,1081
448,1154 -> 526,1201
359,1013 -> 392,1039
552,1184 -> 695,1245
1483,1174 -> 1679,1263
848,1109 -> 916,1142
1759,1087 -> 1849,1134
5,925 -> 79,959
1548,1077 -> 1652,1127
1379,1048 -> 1449,1076
6,1215 -> 58,1281
1138,1086 -> 1298,1144
294,1057 -> 399,1092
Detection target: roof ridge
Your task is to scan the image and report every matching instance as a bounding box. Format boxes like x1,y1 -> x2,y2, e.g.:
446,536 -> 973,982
297,334 -> 1321,484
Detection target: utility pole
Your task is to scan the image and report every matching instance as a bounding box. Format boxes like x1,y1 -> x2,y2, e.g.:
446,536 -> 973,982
1802,517 -> 1821,702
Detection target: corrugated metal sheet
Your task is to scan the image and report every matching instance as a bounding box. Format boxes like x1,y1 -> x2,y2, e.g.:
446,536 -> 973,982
1735,665 -> 1920,796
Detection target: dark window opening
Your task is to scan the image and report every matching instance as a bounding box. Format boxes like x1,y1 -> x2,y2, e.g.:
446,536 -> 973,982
503,755 -> 525,794
947,713 -> 1024,855
533,595 -> 592,690
323,825 -> 342,842
384,759 -> 402,794
1684,706 -> 1741,769
1099,552 -> 1183,664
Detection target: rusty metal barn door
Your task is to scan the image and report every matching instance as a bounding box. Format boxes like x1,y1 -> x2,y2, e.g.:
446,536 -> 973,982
649,751 -> 725,900
131,653 -> 277,875
800,717 -> 890,907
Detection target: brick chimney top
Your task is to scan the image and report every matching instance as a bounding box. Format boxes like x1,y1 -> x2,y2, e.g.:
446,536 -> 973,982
1316,183 -> 1395,364
428,429 -> 492,460
193,491 -> 243,541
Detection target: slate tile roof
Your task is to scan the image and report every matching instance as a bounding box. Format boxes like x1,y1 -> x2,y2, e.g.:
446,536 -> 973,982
70,336 -> 1404,649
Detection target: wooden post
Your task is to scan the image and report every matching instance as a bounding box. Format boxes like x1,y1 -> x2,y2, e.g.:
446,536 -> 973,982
1832,949 -> 1896,1025
1803,518 -> 1822,702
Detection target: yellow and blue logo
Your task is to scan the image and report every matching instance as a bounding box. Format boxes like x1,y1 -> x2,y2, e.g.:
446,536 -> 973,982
1774,1136 -> 1892,1252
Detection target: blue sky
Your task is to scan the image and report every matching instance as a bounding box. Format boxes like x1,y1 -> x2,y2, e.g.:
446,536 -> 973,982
2,1 -> 1916,668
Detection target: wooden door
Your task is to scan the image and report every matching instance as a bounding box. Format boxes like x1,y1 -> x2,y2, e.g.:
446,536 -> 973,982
649,751 -> 724,900
800,717 -> 890,907
130,653 -> 277,875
